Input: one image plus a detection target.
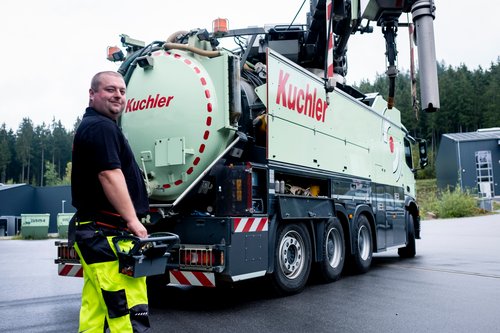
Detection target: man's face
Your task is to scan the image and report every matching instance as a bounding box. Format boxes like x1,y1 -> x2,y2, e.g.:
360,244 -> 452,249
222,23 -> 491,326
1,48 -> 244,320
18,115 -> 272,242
89,74 -> 126,120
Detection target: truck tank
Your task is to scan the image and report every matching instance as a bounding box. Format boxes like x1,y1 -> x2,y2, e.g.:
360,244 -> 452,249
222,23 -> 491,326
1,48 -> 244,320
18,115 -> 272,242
120,41 -> 241,202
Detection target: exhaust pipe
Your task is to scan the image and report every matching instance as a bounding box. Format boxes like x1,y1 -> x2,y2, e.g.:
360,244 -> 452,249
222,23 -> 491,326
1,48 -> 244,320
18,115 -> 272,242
411,0 -> 440,113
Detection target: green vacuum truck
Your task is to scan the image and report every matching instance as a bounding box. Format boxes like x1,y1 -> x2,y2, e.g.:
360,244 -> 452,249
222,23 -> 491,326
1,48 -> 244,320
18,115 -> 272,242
57,0 -> 439,295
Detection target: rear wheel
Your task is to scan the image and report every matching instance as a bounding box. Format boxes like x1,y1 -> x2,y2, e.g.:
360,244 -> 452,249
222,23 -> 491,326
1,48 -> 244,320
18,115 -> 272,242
398,214 -> 416,258
271,222 -> 312,295
349,214 -> 373,274
317,218 -> 345,282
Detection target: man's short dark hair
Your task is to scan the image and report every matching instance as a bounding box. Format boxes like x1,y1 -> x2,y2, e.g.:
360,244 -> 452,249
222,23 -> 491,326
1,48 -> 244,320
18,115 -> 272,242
90,71 -> 124,91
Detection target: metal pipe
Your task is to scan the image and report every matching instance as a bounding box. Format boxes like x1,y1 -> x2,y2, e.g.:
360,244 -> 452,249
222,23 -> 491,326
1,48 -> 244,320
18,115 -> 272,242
411,0 -> 440,112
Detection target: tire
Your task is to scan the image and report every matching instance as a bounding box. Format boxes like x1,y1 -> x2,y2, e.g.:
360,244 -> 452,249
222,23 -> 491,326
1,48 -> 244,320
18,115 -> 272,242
271,222 -> 312,295
349,214 -> 373,274
398,214 -> 416,258
317,218 -> 345,282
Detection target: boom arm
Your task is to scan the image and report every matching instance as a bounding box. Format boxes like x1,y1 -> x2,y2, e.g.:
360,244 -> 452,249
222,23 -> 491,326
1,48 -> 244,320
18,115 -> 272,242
306,0 -> 439,112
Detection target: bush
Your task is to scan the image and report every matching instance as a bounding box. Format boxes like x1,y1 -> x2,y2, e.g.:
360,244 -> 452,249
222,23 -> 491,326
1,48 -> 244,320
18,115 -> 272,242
435,187 -> 481,218
416,179 -> 487,219
416,179 -> 439,218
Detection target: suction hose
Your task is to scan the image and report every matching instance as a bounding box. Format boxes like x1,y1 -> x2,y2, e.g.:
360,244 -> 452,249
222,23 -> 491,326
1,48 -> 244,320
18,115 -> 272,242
163,42 -> 221,58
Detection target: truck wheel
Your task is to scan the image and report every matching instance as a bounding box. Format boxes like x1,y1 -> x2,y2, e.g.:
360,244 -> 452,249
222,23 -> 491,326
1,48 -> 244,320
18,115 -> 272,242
317,218 -> 345,282
350,214 -> 372,274
271,222 -> 312,295
398,214 -> 416,258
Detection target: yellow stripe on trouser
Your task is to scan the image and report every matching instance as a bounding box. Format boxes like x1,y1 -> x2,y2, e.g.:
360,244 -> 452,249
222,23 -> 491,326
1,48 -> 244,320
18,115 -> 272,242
74,234 -> 148,333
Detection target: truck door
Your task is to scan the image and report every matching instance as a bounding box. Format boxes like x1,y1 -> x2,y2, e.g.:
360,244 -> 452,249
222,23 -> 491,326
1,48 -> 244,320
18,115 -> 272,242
373,184 -> 387,250
379,186 -> 406,248
391,187 -> 406,246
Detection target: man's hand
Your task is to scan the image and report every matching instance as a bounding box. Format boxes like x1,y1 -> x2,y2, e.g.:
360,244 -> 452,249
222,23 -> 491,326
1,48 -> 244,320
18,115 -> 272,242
99,169 -> 148,238
127,219 -> 148,238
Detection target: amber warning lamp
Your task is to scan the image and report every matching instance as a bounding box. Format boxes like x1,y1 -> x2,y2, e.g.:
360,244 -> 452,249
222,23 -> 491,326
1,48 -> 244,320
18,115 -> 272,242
107,46 -> 125,62
212,18 -> 229,37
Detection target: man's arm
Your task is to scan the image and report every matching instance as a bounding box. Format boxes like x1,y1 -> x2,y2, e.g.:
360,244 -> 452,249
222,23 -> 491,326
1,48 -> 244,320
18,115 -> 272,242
98,168 -> 148,238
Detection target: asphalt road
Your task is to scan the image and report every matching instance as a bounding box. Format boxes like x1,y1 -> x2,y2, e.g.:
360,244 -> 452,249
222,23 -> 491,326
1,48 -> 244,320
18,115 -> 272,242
0,214 -> 499,333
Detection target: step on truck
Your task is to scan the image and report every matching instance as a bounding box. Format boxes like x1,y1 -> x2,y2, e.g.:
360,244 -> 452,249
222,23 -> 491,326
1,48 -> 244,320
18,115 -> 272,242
56,0 -> 439,295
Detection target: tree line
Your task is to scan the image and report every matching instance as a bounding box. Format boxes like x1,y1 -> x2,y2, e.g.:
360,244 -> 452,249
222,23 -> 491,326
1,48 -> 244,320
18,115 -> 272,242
356,59 -> 499,177
0,118 -> 79,186
357,59 -> 499,149
1,60 -> 499,185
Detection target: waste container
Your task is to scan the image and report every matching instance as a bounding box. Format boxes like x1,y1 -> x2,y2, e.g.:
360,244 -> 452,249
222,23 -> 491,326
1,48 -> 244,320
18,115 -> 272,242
21,214 -> 50,239
0,216 -> 21,236
57,213 -> 74,239
0,219 -> 6,236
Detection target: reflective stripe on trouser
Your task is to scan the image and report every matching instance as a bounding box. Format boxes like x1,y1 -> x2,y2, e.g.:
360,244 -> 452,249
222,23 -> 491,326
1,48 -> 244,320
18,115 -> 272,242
74,232 -> 150,333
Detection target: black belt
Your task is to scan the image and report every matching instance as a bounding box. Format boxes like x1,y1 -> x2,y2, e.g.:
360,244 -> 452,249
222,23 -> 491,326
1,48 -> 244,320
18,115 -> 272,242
75,211 -> 129,231
69,211 -> 129,245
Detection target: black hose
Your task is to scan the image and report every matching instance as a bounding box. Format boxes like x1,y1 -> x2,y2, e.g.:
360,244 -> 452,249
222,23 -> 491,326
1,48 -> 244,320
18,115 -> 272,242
388,75 -> 395,109
119,42 -> 164,85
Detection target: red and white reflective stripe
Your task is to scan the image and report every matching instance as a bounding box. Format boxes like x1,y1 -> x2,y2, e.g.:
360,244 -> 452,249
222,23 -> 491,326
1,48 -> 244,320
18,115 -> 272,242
326,0 -> 334,78
58,263 -> 83,277
169,270 -> 215,287
233,217 -> 268,233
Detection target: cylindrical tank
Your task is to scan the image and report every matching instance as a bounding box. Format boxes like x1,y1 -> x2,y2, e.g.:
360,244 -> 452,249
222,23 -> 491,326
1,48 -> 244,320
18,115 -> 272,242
121,49 -> 235,201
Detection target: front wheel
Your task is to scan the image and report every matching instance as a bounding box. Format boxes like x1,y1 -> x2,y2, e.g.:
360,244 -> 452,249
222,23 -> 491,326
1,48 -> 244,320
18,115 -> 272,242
349,214 -> 373,274
271,222 -> 312,295
398,214 -> 416,258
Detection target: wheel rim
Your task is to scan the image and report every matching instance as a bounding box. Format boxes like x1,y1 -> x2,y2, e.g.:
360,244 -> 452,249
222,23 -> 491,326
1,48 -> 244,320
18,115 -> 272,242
326,227 -> 342,268
358,225 -> 371,261
279,230 -> 305,280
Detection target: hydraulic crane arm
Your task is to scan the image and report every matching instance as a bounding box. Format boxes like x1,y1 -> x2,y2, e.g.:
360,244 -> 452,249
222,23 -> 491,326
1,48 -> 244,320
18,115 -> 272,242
305,0 -> 439,112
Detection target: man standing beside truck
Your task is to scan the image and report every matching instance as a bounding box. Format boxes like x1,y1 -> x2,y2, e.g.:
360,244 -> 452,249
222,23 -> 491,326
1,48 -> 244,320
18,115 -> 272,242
71,71 -> 150,332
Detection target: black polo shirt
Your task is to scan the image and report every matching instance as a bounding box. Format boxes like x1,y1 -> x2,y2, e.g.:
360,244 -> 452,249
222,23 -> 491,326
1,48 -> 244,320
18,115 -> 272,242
71,107 -> 148,216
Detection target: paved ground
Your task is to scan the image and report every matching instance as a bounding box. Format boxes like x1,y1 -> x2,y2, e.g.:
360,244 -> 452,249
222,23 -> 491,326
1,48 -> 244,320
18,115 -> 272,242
0,214 -> 499,332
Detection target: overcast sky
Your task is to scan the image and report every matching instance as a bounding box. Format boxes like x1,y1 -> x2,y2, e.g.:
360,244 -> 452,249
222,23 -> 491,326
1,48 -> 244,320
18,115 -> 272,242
1,0 -> 498,131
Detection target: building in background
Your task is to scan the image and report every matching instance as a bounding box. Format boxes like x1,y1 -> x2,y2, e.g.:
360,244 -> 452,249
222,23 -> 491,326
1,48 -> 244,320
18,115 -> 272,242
0,184 -> 75,235
436,128 -> 500,200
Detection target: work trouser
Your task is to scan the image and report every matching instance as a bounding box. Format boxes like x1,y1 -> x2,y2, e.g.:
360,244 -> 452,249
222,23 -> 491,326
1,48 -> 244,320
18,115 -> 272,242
74,222 -> 150,333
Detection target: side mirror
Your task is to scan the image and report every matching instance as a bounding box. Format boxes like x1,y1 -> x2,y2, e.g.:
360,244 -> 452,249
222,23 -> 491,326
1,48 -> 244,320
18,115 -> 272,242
418,140 -> 428,168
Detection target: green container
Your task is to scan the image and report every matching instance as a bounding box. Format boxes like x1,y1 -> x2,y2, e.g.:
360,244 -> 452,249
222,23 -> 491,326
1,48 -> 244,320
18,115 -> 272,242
21,214 -> 50,239
57,213 -> 74,239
